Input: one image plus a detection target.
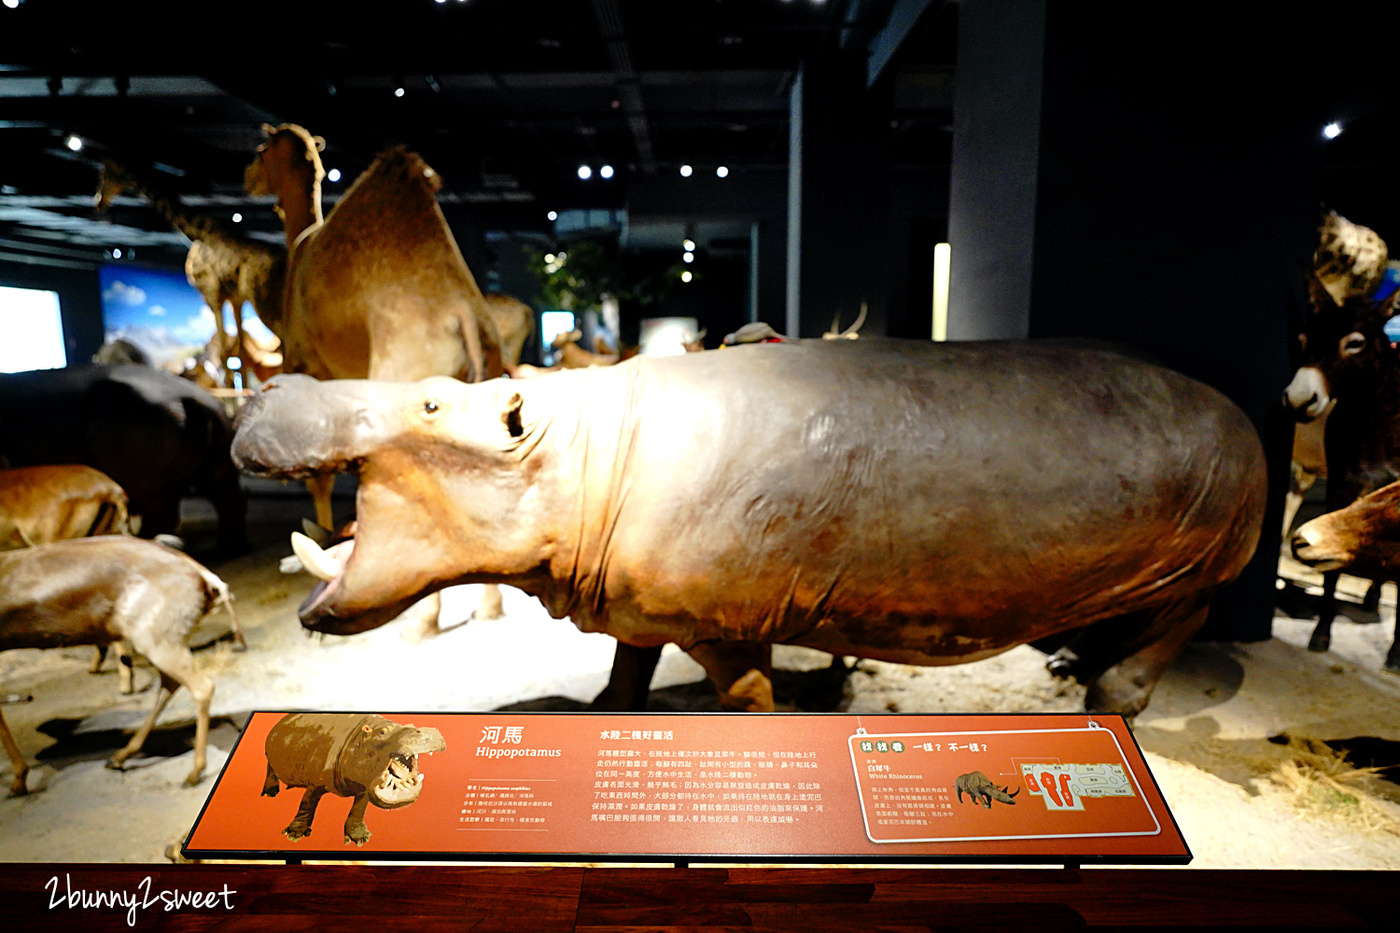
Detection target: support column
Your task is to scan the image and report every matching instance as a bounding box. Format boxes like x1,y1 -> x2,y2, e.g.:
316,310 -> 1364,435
946,2 -> 1324,641
787,55 -> 893,338
945,0 -> 1045,340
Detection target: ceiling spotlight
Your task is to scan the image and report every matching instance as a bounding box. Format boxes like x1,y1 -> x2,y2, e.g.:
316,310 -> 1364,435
716,165 -> 729,178
232,212 -> 243,223
600,164 -> 614,179
683,252 -> 694,263
111,248 -> 122,259
547,210 -> 558,221
327,168 -> 342,183
3,0 -> 21,9
545,254 -> 556,264
1323,122 -> 1342,139
683,239 -> 696,251
394,86 -> 405,98
65,134 -> 82,152
681,270 -> 693,283
577,164 -> 593,180
679,164 -> 693,177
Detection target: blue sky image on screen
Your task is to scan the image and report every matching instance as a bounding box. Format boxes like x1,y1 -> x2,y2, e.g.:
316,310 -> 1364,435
99,263 -> 275,368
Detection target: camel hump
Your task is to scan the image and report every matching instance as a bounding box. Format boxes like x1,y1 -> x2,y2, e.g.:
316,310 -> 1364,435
368,146 -> 442,191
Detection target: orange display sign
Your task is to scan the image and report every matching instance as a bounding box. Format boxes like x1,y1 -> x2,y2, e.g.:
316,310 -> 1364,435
183,711 -> 1189,865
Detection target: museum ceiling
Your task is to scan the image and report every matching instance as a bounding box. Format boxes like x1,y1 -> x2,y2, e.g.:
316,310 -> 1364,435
5,1 -> 1400,278
0,0 -> 956,270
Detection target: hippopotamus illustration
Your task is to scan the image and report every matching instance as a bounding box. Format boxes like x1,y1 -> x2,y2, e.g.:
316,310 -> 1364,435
955,771 -> 1020,808
261,712 -> 446,845
231,338 -> 1266,717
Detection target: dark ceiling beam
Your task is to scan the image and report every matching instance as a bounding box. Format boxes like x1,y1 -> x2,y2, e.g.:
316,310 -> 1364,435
867,0 -> 943,88
591,0 -> 657,174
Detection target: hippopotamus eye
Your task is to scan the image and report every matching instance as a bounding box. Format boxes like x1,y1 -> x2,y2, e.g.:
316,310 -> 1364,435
423,399 -> 440,415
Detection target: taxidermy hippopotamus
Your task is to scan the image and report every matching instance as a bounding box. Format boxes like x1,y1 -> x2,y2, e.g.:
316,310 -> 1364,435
261,712 -> 446,845
231,338 -> 1267,717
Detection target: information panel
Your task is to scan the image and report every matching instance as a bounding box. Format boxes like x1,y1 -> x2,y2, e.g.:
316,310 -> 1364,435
184,711 -> 1189,865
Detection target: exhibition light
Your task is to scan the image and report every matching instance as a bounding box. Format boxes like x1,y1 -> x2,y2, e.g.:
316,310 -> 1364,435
547,210 -> 558,221
65,135 -> 83,152
394,86 -> 406,98
578,164 -> 593,180
3,1 -> 20,11
232,213 -> 243,223
1323,122 -> 1342,139
545,254 -> 556,263
932,242 -> 951,342
600,164 -> 615,179
681,270 -> 693,283
683,239 -> 696,251
716,165 -> 729,178
680,164 -> 693,177
327,168 -> 342,183
111,248 -> 122,259
683,252 -> 694,263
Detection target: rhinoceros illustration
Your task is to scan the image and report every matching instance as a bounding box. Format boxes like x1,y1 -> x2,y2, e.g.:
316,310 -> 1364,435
955,771 -> 1020,808
261,712 -> 446,845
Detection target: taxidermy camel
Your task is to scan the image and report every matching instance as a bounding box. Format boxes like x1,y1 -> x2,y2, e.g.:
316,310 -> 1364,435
94,160 -> 286,383
245,123 -> 508,635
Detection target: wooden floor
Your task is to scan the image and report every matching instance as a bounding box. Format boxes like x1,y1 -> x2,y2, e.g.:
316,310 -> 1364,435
5,865 -> 1396,931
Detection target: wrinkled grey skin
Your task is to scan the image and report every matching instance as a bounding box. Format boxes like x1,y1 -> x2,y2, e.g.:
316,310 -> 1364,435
261,713 -> 447,846
232,339 -> 1267,717
955,770 -> 1020,808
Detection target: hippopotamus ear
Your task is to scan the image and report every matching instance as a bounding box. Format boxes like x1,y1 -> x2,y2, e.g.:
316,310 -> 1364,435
501,392 -> 523,439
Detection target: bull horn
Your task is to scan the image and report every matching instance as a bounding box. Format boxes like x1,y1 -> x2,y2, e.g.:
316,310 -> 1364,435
291,531 -> 339,582
1006,786 -> 1020,798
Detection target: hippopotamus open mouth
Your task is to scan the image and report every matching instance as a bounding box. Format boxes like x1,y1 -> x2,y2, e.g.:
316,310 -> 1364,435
291,530 -> 355,623
370,729 -> 445,809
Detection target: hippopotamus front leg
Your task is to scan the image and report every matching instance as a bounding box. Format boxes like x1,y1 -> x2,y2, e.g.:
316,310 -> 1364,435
344,793 -> 372,846
261,763 -> 281,797
284,786 -> 326,841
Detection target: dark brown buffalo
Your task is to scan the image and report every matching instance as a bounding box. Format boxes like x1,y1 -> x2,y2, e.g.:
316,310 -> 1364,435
1291,479 -> 1400,672
232,339 -> 1267,716
0,364 -> 248,555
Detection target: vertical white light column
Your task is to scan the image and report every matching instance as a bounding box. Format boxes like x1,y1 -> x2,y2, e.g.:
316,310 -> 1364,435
931,242 -> 950,341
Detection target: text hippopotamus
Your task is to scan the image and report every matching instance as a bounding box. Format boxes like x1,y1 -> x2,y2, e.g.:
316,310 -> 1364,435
231,338 -> 1267,716
261,713 -> 446,845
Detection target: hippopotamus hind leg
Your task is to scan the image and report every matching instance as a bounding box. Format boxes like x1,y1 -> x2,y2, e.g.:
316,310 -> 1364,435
344,793 -> 372,846
1084,603 -> 1211,718
686,641 -> 774,712
285,786 -> 326,841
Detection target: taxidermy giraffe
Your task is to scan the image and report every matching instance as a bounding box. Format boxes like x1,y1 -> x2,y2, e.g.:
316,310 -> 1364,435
94,160 -> 286,386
